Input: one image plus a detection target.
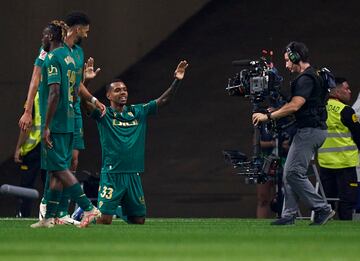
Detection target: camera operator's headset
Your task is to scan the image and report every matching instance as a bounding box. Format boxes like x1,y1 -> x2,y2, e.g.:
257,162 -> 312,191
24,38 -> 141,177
286,46 -> 301,64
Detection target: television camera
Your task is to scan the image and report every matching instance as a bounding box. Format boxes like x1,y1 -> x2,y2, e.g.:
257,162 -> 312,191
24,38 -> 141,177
223,50 -> 286,184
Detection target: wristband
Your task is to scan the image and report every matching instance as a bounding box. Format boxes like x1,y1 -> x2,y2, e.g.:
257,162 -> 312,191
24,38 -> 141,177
91,96 -> 98,104
266,112 -> 272,120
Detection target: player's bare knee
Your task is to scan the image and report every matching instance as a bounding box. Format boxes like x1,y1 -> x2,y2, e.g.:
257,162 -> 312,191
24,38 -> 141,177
97,214 -> 113,225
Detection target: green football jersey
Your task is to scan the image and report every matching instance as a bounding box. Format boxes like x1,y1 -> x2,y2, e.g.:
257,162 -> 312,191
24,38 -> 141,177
67,44 -> 84,119
92,100 -> 157,173
39,45 -> 76,133
35,44 -> 83,119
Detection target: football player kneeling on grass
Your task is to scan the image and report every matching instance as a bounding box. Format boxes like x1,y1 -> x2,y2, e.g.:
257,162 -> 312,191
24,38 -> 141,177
80,60 -> 189,224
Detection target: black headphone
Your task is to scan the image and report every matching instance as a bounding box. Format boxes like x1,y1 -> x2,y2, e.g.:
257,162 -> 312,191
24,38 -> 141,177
286,46 -> 301,64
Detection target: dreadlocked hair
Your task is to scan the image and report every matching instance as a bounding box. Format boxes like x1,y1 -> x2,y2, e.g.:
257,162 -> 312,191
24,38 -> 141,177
49,20 -> 69,42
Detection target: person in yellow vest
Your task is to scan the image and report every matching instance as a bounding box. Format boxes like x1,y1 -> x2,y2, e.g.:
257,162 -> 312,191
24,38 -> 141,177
318,77 -> 360,220
14,92 -> 46,217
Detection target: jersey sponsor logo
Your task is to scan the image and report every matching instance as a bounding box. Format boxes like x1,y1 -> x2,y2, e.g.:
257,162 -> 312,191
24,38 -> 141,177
112,119 -> 138,127
352,113 -> 359,123
47,65 -> 58,76
39,49 -> 47,60
64,55 -> 76,66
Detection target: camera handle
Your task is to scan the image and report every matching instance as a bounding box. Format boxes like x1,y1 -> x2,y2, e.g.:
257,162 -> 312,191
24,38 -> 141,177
272,131 -> 283,218
252,102 -> 262,158
253,125 -> 261,157
250,102 -> 264,180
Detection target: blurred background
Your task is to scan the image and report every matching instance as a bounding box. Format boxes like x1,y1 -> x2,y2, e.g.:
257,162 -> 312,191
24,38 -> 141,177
1,0 -> 360,217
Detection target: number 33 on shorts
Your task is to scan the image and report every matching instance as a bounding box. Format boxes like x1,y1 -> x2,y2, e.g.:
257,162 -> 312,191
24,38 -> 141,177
99,186 -> 114,199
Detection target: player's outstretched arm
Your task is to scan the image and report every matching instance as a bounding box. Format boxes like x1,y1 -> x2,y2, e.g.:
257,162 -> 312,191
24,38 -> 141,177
81,98 -> 97,117
78,82 -> 106,117
18,65 -> 42,131
156,60 -> 189,107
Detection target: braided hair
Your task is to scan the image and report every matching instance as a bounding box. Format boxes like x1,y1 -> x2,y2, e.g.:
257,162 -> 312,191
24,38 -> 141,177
48,20 -> 69,42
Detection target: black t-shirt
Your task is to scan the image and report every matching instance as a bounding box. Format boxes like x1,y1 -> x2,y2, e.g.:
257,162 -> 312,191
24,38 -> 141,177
292,76 -> 314,100
341,106 -> 360,149
291,67 -> 327,129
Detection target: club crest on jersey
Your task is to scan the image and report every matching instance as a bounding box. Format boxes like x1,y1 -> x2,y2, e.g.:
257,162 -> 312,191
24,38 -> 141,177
139,196 -> 145,205
64,55 -> 76,66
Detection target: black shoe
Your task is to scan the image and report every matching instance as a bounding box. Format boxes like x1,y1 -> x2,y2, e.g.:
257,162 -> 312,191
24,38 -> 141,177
310,209 -> 335,226
271,216 -> 295,225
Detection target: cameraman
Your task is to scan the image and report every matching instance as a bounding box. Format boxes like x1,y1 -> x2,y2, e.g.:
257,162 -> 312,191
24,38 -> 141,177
252,41 -> 334,225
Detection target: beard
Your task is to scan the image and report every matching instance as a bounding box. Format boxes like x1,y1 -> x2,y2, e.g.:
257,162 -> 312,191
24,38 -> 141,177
42,43 -> 50,52
75,37 -> 82,45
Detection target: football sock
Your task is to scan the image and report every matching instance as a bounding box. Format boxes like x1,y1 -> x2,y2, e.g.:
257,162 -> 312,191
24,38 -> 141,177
45,189 -> 62,219
56,187 -> 71,217
41,172 -> 50,204
67,183 -> 93,211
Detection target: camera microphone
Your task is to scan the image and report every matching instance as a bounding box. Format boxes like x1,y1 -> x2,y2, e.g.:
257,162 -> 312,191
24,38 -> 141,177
232,59 -> 252,66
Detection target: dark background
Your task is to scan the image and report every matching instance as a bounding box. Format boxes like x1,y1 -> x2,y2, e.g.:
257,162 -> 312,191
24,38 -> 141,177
1,0 -> 360,217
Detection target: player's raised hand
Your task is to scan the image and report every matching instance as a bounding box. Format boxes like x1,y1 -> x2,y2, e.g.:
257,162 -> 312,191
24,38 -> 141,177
174,60 -> 189,80
84,57 -> 101,81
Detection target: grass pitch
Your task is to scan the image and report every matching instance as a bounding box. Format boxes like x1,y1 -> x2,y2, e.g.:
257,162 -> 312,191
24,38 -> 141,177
0,218 -> 359,260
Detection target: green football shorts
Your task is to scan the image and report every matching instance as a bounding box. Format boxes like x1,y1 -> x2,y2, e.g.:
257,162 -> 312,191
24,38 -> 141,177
41,132 -> 73,171
98,172 -> 146,217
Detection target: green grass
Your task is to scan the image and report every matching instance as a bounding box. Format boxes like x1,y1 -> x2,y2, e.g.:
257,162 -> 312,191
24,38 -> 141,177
0,218 -> 359,260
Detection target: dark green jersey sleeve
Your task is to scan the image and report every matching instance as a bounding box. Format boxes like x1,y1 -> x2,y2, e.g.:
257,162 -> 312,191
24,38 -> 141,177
90,108 -> 103,121
74,44 -> 85,83
46,55 -> 61,85
34,48 -> 47,67
142,100 -> 157,116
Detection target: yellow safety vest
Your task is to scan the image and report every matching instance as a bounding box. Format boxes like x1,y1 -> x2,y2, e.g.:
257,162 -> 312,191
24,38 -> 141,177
318,98 -> 359,168
20,92 -> 41,156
